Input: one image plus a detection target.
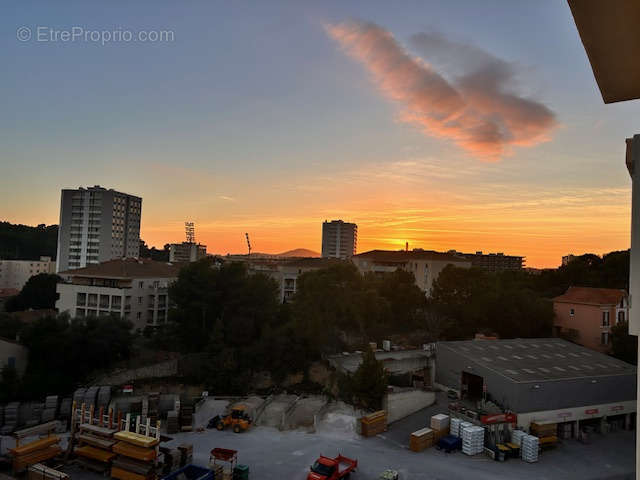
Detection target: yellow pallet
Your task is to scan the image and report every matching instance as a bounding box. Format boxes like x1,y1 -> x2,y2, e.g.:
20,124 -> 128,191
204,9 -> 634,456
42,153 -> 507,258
75,445 -> 116,463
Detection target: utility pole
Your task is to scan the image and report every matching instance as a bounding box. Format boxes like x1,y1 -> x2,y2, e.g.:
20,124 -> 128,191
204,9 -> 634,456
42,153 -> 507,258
245,232 -> 251,257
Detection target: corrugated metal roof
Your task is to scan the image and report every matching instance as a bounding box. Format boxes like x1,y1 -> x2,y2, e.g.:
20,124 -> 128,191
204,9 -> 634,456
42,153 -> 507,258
437,338 -> 636,383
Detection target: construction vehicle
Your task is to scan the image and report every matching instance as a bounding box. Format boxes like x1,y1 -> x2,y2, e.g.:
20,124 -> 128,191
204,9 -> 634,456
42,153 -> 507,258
209,405 -> 252,433
307,454 -> 357,480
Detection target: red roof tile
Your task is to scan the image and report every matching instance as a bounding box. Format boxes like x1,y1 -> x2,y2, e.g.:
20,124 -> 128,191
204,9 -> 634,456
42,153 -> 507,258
553,286 -> 627,306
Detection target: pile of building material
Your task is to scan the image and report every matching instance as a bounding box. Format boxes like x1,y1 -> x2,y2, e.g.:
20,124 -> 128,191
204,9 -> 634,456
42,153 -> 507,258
75,421 -> 117,474
2,402 -> 19,434
111,427 -> 159,479
557,422 -> 572,439
510,429 -> 526,446
166,411 -> 179,434
521,434 -> 540,463
530,422 -> 558,448
461,425 -> 485,456
9,422 -> 61,473
449,417 -> 461,437
42,397 -> 59,423
180,403 -> 194,432
177,444 -> 193,466
27,463 -> 69,480
409,427 -> 434,452
430,414 -> 450,441
360,411 -> 387,437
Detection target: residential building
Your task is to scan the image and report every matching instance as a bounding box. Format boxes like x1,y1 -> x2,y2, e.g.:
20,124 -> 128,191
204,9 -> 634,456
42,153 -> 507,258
321,220 -> 357,259
553,286 -> 628,353
238,256 -> 344,303
56,186 -> 142,272
0,337 -> 28,376
437,338 -> 636,431
454,251 -> 524,271
56,258 -> 182,331
352,249 -> 471,295
0,256 -> 56,290
169,242 -> 207,263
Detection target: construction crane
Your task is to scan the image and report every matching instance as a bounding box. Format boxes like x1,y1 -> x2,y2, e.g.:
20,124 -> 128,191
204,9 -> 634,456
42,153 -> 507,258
245,232 -> 251,257
185,222 -> 195,244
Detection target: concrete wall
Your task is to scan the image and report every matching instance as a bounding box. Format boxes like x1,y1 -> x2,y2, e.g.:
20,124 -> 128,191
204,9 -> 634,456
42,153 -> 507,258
0,338 -> 28,376
384,389 -> 435,424
0,258 -> 55,290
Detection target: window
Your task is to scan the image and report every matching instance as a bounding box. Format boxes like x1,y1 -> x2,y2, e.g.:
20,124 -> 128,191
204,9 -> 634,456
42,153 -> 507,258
137,312 -> 142,320
139,281 -> 144,288
7,357 -> 16,368
602,311 -> 610,326
601,332 -> 609,345
570,308 -> 575,316
88,293 -> 97,307
76,292 -> 86,306
111,296 -> 122,309
138,296 -> 143,304
618,310 -> 625,323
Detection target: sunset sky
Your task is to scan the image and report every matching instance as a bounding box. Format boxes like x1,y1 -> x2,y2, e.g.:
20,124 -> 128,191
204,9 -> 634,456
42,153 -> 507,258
2,1 -> 639,267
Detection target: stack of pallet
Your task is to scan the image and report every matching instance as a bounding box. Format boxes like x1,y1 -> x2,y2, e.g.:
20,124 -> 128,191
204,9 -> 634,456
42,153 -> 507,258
159,446 -> 181,475
557,422 -> 572,439
166,411 -> 179,434
360,411 -> 387,437
530,422 -> 558,447
510,429 -> 526,446
27,463 -> 69,480
177,444 -> 193,467
180,404 -> 194,432
42,396 -> 58,423
431,414 -> 450,441
75,422 -> 117,474
9,435 -> 61,472
111,429 -> 159,480
521,434 -> 539,463
461,425 -> 485,456
409,427 -> 434,452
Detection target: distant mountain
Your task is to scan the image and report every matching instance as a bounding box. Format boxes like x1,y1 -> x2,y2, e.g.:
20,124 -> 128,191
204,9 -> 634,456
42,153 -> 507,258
276,248 -> 320,258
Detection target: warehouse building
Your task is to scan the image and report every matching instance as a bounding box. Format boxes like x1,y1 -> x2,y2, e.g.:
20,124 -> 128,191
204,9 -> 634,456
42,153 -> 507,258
436,338 -> 636,429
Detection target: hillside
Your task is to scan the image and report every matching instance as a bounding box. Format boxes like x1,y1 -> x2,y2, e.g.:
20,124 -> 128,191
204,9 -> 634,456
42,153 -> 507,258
0,222 -> 58,260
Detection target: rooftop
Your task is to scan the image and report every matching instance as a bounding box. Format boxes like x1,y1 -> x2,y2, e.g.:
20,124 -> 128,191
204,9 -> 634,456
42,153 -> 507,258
553,286 -> 626,306
354,249 -> 470,263
59,258 -> 183,279
437,338 -> 636,383
0,288 -> 20,298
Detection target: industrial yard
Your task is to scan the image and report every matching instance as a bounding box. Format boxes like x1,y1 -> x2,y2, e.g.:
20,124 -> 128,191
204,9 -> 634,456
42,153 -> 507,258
0,392 -> 635,480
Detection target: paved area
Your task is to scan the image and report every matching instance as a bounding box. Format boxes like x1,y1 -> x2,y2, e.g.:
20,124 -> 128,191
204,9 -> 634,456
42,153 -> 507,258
4,398 -> 634,480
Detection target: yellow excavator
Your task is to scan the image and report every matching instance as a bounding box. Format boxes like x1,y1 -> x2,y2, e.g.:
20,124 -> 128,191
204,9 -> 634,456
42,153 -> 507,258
209,405 -> 252,433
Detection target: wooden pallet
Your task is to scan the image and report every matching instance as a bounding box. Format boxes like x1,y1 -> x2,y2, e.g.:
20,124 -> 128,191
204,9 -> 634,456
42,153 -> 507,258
113,442 -> 156,462
75,445 -> 116,463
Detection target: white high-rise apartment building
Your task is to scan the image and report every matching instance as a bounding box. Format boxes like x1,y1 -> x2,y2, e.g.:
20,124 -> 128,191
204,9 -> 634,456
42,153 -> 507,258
56,186 -> 142,272
321,220 -> 357,259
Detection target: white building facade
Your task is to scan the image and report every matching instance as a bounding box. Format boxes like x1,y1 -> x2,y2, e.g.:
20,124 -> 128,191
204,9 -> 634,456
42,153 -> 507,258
0,256 -> 56,290
56,258 -> 181,331
56,186 -> 142,272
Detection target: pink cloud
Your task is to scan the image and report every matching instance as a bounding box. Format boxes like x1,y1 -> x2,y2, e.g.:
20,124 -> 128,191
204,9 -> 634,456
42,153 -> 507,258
326,21 -> 557,161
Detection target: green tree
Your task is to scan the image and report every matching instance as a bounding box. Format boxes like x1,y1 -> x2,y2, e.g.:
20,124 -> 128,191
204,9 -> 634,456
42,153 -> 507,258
0,365 -> 21,403
611,320 -> 637,365
0,313 -> 25,340
341,347 -> 388,410
6,273 -> 61,312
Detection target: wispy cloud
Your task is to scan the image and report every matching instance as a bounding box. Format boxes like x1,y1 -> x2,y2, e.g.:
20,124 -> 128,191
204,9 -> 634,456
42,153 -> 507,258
218,195 -> 236,202
326,21 -> 557,161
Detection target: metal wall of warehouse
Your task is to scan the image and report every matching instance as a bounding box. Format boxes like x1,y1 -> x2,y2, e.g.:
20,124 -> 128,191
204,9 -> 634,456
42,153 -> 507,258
436,346 -> 637,413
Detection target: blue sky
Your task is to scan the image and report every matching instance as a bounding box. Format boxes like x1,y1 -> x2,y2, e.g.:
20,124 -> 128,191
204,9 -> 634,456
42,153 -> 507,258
1,1 -> 638,266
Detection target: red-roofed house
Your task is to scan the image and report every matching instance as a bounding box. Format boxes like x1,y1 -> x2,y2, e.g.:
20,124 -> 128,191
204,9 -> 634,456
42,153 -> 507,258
553,286 -> 628,353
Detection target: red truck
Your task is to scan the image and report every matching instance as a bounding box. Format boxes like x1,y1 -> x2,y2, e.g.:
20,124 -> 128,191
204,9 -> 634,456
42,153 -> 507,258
307,454 -> 357,480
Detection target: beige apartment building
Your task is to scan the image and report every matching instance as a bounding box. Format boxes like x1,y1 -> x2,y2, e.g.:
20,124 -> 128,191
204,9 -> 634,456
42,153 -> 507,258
0,256 -> 56,290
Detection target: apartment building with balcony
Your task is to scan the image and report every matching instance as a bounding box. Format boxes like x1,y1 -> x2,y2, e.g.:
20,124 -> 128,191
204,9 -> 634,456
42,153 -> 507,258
56,186 -> 142,272
55,258 -> 182,331
553,286 -> 628,353
352,249 -> 472,296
